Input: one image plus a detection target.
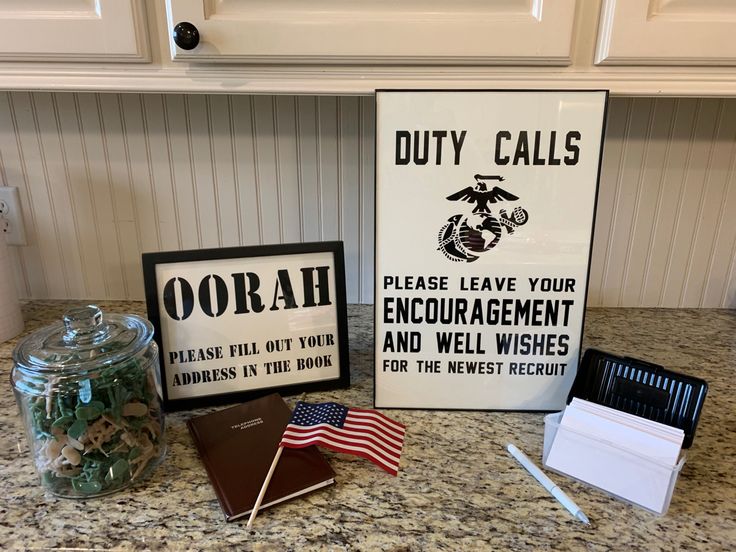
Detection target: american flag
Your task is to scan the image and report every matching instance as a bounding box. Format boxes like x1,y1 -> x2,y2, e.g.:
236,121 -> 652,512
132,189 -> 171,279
279,401 -> 406,476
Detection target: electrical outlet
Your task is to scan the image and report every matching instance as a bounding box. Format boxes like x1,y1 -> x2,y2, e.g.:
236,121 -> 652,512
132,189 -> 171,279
0,186 -> 27,246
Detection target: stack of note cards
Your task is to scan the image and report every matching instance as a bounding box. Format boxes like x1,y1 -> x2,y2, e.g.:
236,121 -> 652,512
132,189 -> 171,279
543,398 -> 685,514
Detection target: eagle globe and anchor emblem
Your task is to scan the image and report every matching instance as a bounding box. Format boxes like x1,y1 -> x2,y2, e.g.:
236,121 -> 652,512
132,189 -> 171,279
438,174 -> 529,263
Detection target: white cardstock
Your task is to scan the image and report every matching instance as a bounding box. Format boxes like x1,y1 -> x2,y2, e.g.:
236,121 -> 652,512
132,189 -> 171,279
155,252 -> 340,400
374,90 -> 607,410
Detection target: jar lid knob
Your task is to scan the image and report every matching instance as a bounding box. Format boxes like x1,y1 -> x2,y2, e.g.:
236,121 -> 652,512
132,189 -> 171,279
63,305 -> 104,343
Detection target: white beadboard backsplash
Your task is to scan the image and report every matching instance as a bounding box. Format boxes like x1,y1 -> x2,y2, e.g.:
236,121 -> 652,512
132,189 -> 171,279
0,93 -> 734,307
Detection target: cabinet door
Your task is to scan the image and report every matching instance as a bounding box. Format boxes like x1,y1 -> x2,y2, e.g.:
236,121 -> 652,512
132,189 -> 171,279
0,0 -> 148,62
165,0 -> 576,65
597,0 -> 736,65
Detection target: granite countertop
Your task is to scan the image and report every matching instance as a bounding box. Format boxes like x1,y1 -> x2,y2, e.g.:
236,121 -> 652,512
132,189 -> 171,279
1,301 -> 735,551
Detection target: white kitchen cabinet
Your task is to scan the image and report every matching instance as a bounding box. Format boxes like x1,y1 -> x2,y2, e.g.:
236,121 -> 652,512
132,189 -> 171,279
0,0 -> 149,62
596,0 -> 736,65
1,1 -> 736,95
164,0 -> 577,65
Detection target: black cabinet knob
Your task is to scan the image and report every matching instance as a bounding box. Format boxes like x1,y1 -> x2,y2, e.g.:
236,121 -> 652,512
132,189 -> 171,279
173,22 -> 200,50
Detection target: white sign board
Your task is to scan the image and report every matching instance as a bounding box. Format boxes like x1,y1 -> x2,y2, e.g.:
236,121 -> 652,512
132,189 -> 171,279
374,90 -> 608,410
143,242 -> 350,410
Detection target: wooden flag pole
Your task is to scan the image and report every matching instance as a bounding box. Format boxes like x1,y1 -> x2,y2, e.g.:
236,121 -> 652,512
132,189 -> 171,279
246,445 -> 284,528
248,394 -> 305,528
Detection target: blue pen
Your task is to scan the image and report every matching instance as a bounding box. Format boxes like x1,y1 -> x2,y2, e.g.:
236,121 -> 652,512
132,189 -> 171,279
507,443 -> 590,525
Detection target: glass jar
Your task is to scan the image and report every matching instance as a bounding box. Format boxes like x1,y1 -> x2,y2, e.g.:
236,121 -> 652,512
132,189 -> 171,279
11,305 -> 166,498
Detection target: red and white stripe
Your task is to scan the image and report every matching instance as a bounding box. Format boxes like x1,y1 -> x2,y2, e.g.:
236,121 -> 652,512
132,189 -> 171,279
280,408 -> 406,476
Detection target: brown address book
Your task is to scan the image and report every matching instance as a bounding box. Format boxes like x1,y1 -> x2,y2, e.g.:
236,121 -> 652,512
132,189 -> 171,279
187,393 -> 336,521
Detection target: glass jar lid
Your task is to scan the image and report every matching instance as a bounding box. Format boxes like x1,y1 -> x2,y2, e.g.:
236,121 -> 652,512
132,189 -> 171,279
12,305 -> 154,374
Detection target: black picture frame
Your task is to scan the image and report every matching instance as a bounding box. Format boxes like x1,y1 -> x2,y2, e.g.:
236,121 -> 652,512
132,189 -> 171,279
142,241 -> 350,411
373,88 -> 609,412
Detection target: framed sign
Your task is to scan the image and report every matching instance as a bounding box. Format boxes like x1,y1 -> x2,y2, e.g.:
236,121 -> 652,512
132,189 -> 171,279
142,242 -> 350,410
374,90 -> 608,410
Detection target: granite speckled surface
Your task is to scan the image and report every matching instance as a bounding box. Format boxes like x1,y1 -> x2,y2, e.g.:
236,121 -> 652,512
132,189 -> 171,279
1,301 -> 735,551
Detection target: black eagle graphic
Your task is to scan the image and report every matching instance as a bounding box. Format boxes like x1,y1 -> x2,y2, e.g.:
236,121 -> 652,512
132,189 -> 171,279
446,174 -> 519,214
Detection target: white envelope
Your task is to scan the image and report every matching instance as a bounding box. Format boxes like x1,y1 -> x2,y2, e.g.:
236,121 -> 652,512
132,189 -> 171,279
545,399 -> 685,513
564,399 -> 683,464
